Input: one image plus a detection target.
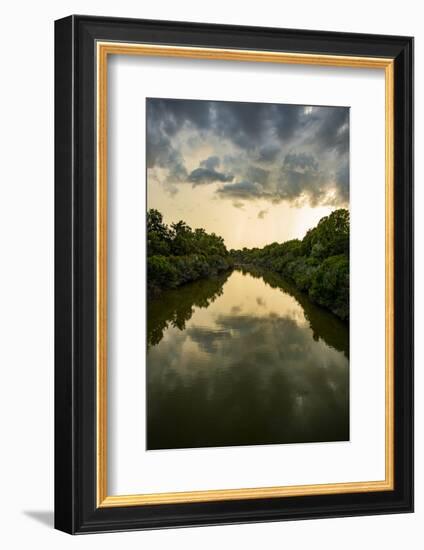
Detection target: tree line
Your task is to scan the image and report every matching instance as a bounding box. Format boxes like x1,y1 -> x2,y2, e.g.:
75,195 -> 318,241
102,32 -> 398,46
147,207 -> 349,322
147,209 -> 232,295
230,209 -> 349,321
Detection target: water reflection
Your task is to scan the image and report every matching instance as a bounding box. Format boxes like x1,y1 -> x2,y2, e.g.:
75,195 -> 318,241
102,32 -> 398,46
241,267 -> 349,358
147,269 -> 349,450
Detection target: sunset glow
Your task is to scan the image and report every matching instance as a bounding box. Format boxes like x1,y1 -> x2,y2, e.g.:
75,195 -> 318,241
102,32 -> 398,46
146,98 -> 349,249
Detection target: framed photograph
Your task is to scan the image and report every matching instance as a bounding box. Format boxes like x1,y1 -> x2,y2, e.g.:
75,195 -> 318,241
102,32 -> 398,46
54,15 -> 413,534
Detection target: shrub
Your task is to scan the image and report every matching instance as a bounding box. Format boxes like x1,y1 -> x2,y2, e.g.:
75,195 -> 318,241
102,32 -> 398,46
309,255 -> 349,320
148,255 -> 178,290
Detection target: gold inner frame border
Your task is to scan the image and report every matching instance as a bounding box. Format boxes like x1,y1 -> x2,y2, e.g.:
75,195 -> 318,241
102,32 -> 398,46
96,42 -> 394,508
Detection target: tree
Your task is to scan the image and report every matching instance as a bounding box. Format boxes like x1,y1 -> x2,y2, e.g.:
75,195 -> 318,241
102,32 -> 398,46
146,209 -> 232,294
302,209 -> 349,259
228,209 -> 350,321
147,209 -> 172,256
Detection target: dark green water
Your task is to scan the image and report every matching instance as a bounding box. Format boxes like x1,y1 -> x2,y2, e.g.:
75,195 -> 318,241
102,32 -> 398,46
147,268 -> 349,450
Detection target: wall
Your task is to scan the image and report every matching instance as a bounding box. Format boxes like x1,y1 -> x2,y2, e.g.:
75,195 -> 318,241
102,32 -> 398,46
0,1 -> 420,548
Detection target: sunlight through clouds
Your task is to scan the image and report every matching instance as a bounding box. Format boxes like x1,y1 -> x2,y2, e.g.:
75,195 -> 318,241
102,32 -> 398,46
146,98 -> 349,248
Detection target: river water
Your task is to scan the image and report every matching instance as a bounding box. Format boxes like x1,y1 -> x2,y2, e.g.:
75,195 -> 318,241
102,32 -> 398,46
147,268 -> 349,450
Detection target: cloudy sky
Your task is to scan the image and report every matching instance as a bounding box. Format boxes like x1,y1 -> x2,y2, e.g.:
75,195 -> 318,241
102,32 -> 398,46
146,98 -> 349,249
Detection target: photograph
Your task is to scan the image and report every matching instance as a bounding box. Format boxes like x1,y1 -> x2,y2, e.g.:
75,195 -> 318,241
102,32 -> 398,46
146,98 -> 350,450
50,12 -> 413,536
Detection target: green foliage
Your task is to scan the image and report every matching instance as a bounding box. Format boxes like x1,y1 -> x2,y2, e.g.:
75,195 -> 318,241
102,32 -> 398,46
147,208 -> 349,320
231,209 -> 350,321
147,255 -> 178,289
301,208 -> 349,258
147,209 -> 232,294
147,209 -> 173,256
309,255 -> 349,320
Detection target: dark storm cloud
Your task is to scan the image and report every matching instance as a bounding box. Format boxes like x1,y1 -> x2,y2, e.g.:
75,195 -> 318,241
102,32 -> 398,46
146,98 -> 349,207
284,153 -> 319,172
305,108 -> 349,155
219,151 -> 338,206
257,143 -> 281,163
146,100 -> 188,184
200,156 -> 220,170
245,165 -> 270,185
277,153 -> 326,206
269,103 -> 308,141
187,156 -> 234,185
188,167 -> 234,184
218,180 -> 265,199
334,161 -> 349,204
210,101 -> 273,150
148,97 -> 212,137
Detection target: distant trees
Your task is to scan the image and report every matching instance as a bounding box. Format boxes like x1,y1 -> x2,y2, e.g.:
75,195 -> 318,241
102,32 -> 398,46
147,209 -> 232,295
231,209 -> 350,321
147,208 -> 350,321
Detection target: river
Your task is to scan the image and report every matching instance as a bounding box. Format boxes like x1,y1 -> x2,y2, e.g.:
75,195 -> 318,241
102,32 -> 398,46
147,268 -> 349,450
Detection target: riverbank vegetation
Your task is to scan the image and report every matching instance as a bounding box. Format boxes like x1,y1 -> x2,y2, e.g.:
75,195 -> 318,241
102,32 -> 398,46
147,209 -> 232,295
148,272 -> 230,348
147,208 -> 349,322
231,209 -> 349,321
241,267 -> 349,356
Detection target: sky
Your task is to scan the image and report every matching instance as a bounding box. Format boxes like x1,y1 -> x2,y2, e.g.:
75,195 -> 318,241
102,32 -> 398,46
146,98 -> 349,250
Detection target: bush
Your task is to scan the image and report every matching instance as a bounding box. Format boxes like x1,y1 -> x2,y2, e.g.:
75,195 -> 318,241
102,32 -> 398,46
289,257 -> 319,292
148,255 -> 178,290
309,255 -> 349,320
147,210 -> 232,294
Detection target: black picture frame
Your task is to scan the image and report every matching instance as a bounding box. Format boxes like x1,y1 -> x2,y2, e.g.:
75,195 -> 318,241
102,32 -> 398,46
55,14 -> 414,534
